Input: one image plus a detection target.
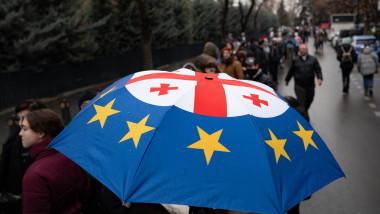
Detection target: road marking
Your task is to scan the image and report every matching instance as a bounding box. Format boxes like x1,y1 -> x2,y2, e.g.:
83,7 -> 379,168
357,86 -> 362,89
375,111 -> 380,117
369,103 -> 377,108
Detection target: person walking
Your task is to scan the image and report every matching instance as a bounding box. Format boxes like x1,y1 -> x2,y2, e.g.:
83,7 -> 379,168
285,33 -> 296,65
336,38 -> 357,95
357,44 -> 379,96
285,44 -> 323,120
254,40 -> 269,75
269,39 -> 282,83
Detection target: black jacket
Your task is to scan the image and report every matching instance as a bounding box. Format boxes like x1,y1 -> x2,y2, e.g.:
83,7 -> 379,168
285,55 -> 322,87
0,127 -> 31,195
337,44 -> 357,70
255,47 -> 269,68
246,69 -> 275,89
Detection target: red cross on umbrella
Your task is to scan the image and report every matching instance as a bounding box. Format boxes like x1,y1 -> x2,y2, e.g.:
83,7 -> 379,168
127,71 -> 278,117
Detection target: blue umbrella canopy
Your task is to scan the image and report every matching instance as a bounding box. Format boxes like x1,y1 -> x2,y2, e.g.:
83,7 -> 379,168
50,69 -> 344,214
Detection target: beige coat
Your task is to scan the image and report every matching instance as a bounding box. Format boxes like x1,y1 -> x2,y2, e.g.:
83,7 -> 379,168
218,59 -> 244,79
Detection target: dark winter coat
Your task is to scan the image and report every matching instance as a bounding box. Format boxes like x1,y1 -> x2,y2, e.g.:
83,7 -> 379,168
0,127 -> 31,195
255,47 -> 269,68
337,44 -> 357,70
285,55 -> 323,87
23,138 -> 90,214
269,44 -> 282,63
246,68 -> 275,88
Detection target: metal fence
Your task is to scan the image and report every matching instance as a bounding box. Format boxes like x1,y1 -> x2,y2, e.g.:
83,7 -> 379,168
0,43 -> 204,111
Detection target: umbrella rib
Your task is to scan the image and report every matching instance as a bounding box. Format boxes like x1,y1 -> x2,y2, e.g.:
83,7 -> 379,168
248,115 -> 283,213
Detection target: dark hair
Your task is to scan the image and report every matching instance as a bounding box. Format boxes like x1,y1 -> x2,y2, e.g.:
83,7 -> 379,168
25,109 -> 64,138
205,62 -> 218,69
15,99 -> 47,114
78,91 -> 95,109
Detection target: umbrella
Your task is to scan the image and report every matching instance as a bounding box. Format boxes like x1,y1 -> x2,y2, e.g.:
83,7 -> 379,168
50,69 -> 344,214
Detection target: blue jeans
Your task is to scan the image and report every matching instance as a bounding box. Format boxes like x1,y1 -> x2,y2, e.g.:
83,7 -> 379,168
363,74 -> 374,92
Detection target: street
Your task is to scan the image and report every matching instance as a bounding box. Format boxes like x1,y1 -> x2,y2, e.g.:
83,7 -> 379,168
276,39 -> 380,213
1,38 -> 380,213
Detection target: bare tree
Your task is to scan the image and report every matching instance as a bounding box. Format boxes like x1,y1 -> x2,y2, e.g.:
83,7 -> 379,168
220,0 -> 229,42
239,0 -> 255,33
252,1 -> 264,37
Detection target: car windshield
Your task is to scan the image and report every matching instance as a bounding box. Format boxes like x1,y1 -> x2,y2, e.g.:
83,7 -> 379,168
356,39 -> 376,44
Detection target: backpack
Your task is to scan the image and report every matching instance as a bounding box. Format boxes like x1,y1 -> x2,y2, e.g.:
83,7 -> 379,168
341,46 -> 352,63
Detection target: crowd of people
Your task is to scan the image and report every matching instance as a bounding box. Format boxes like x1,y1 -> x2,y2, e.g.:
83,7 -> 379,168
3,24 -> 378,214
188,27 -> 313,89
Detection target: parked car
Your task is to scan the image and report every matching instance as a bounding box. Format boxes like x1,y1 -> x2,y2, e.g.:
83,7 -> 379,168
332,29 -> 363,51
351,35 -> 377,55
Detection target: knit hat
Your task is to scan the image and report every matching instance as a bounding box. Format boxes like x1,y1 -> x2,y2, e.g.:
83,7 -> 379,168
245,57 -> 257,66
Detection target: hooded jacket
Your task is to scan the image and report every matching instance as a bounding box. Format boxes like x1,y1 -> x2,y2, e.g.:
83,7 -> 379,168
23,138 -> 90,214
358,47 -> 379,76
193,42 -> 220,70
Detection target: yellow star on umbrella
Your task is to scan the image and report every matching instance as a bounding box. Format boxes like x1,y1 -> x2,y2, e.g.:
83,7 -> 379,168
187,126 -> 230,165
293,121 -> 318,151
119,115 -> 155,148
87,98 -> 120,128
265,129 -> 291,163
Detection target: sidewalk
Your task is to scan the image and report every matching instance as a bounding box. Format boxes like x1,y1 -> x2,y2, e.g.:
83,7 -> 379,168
0,58 -> 194,146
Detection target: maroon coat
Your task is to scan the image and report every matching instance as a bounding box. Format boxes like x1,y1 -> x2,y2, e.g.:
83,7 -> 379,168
22,138 -> 90,214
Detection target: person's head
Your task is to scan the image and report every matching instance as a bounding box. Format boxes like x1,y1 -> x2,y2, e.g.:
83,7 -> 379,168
78,91 -> 95,110
245,57 -> 259,69
222,47 -> 233,60
204,62 -> 219,74
19,109 -> 64,148
258,40 -> 264,47
236,49 -> 247,63
15,99 -> 47,126
299,44 -> 308,56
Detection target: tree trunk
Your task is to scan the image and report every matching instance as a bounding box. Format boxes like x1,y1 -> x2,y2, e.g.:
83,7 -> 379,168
253,2 -> 264,38
135,0 -> 153,70
220,0 -> 229,43
239,0 -> 255,34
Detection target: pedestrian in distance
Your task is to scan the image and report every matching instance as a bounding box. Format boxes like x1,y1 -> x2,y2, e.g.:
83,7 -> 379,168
254,40 -> 270,75
269,39 -> 282,83
20,109 -> 91,214
218,47 -> 244,79
0,100 -> 47,214
244,57 -> 275,89
357,43 -> 379,96
285,33 -> 296,65
336,37 -> 357,95
285,44 -> 323,120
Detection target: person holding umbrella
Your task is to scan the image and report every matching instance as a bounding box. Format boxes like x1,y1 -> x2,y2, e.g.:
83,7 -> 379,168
285,44 -> 322,120
19,109 -> 91,213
